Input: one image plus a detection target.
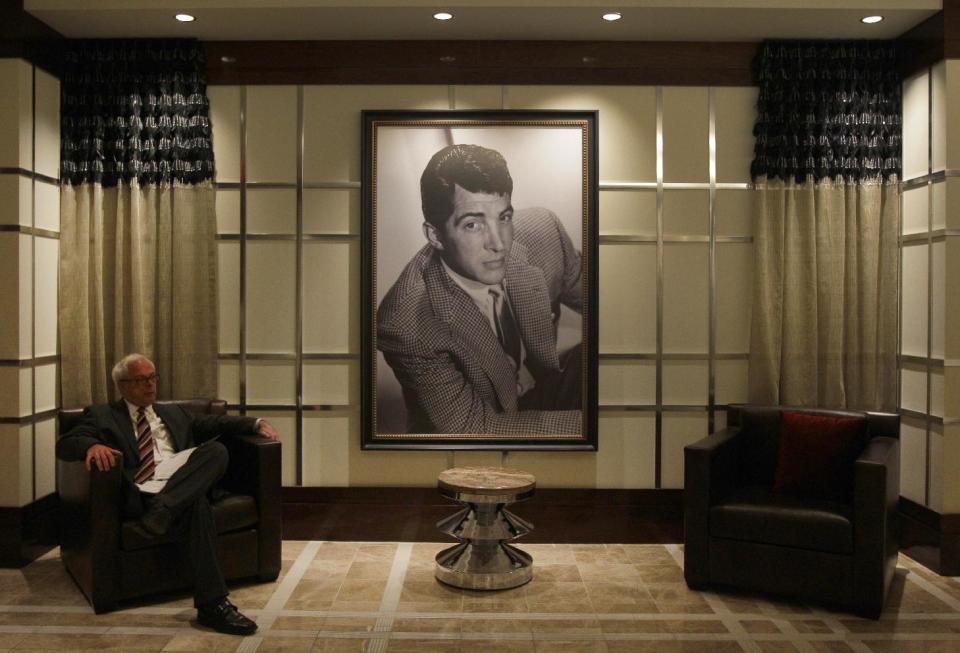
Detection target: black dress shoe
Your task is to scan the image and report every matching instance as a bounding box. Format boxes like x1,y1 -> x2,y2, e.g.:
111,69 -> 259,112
197,598 -> 257,636
138,504 -> 173,536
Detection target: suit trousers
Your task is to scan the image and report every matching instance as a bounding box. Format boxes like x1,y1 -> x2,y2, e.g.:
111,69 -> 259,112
139,440 -> 230,607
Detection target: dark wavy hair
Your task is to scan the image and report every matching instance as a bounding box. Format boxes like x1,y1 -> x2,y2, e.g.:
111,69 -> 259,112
420,144 -> 513,228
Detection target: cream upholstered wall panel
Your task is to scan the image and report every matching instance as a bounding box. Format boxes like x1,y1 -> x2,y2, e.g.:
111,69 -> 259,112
450,452 -> 503,469
247,188 -> 296,234
716,243 -> 752,354
662,87 -> 708,183
0,234 -> 19,359
663,243 -> 708,353
899,416 -> 927,505
348,429 -> 448,486
453,85 -> 503,110
931,61 -> 946,174
507,451 -> 597,488
932,181 -> 946,231
303,85 -> 448,183
18,367 -> 31,417
34,418 -> 56,498
18,233 -> 32,359
715,87 -> 757,184
715,359 -> 749,405
901,242 -> 929,358
507,86 -> 657,183
596,412 -> 656,488
208,86 -> 241,183
303,189 -> 359,234
0,425 -> 27,507
246,241 -> 296,353
216,189 -> 240,234
0,368 -> 22,417
599,243 -> 656,353
663,360 -> 708,406
35,363 -> 56,412
931,369 -> 944,418
302,411 -> 354,486
33,236 -> 58,357
599,190 -> 656,236
661,413 -> 708,489
948,238 -> 960,361
900,363 -> 927,414
246,86 -> 297,183
902,186 -> 929,235
217,360 -> 239,405
34,68 -> 59,179
247,361 -> 296,405
948,62 -> 960,171
34,183 -> 59,233
0,60 -> 32,170
303,361 -> 357,406
0,176 -> 22,225
303,241 -> 359,354
217,242 -> 240,353
902,70 -> 929,181
929,426 -> 943,513
715,189 -> 751,237
945,425 -> 960,513
598,360 -> 655,406
931,240 -> 945,360
663,190 -> 708,236
947,368 -> 960,420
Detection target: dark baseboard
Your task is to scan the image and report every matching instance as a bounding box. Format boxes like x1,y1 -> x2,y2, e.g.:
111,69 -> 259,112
281,486 -> 684,544
898,496 -> 960,576
0,493 -> 59,568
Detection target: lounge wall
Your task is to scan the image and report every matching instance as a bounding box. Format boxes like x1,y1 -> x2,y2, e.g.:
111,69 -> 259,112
0,58 -> 60,509
207,83 -> 757,488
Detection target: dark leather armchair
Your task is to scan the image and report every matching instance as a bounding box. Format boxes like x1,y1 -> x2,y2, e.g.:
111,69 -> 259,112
684,405 -> 899,618
57,399 -> 282,614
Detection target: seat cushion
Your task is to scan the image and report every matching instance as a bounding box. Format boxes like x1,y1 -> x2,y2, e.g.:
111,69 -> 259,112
120,493 -> 258,551
710,485 -> 853,554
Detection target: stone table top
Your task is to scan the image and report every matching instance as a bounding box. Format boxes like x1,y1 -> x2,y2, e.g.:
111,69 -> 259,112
438,466 -> 536,496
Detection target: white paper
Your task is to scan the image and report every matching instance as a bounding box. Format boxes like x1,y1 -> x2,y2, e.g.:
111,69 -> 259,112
136,446 -> 197,494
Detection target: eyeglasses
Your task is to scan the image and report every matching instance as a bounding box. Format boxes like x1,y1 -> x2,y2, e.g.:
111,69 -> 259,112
119,374 -> 160,387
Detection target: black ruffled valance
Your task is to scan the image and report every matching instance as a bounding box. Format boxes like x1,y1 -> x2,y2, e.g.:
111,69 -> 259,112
751,41 -> 901,183
61,40 -> 214,187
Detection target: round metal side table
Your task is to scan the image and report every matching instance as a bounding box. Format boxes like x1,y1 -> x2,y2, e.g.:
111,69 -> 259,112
434,466 -> 536,590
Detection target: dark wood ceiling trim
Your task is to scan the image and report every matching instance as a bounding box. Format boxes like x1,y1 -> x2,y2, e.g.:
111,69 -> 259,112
0,0 -> 65,76
204,40 -> 757,86
898,11 -> 945,77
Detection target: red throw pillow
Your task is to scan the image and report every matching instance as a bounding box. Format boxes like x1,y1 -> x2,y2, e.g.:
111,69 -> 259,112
772,410 -> 868,502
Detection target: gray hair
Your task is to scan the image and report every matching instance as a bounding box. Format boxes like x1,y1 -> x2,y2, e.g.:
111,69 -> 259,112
111,353 -> 153,387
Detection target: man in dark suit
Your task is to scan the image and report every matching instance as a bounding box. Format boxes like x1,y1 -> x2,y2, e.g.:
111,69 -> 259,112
377,144 -> 583,435
56,353 -> 280,635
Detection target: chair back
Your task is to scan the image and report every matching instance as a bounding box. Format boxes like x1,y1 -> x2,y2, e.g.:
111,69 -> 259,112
58,399 -> 227,434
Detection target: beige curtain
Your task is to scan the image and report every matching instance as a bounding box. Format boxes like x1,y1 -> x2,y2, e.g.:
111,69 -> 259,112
59,181 -> 218,406
748,176 -> 899,411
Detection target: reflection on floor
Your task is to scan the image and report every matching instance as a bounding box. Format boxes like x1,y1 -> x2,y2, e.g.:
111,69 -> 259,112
0,542 -> 958,652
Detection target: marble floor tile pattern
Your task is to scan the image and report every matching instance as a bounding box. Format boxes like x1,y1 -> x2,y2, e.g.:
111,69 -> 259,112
1,542 -> 959,652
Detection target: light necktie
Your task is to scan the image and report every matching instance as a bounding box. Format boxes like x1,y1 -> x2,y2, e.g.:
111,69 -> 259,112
134,407 -> 156,484
490,288 -> 522,367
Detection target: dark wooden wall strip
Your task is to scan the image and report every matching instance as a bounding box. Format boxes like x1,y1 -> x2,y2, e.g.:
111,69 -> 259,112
205,40 -> 757,86
0,0 -> 65,76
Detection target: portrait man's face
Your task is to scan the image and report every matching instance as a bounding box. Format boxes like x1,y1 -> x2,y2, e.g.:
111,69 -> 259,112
425,184 -> 514,286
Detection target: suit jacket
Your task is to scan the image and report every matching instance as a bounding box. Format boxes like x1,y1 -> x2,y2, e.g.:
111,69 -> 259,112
377,207 -> 583,435
56,400 -> 258,513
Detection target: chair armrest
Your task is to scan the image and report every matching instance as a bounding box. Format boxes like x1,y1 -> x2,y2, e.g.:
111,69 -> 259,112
57,459 -> 123,613
220,434 -> 282,578
853,436 -> 899,618
683,427 -> 741,587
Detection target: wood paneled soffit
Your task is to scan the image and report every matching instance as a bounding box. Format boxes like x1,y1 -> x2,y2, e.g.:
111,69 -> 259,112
0,0 -> 64,75
204,40 -> 757,86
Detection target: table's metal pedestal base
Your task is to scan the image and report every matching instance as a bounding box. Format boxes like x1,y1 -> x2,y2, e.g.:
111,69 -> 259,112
435,497 -> 534,590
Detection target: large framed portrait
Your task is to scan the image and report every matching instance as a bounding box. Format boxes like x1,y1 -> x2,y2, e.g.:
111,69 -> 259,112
361,110 -> 598,450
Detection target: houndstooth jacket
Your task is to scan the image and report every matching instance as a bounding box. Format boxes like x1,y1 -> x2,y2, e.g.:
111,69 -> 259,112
377,207 -> 583,435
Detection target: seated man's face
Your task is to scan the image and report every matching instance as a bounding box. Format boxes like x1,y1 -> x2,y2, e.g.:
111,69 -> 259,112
426,184 -> 514,286
119,359 -> 158,407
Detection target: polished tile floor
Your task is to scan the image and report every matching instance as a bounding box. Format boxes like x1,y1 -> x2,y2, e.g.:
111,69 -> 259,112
1,541 -> 959,652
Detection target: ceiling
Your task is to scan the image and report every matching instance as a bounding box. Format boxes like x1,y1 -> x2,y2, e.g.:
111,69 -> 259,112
25,0 -> 941,42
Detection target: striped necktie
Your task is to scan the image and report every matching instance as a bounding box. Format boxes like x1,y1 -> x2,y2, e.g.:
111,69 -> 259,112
490,288 -> 522,367
134,407 -> 156,484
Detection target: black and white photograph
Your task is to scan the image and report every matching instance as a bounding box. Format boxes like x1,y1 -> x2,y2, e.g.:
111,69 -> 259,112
361,110 -> 598,449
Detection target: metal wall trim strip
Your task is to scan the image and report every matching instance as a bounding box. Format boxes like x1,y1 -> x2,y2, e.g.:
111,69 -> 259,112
901,169 -> 960,189
707,87 -> 718,435
0,225 -> 60,239
900,354 -> 945,368
600,404 -> 711,412
0,167 -> 59,186
0,408 -> 59,426
925,68 -> 934,508
655,86 -> 664,490
238,86 -> 248,416
900,407 -> 944,425
598,352 -> 748,361
218,233 -> 361,242
596,181 -> 751,191
295,84 -> 305,486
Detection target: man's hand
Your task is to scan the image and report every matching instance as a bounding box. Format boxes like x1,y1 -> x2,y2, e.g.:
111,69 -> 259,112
85,443 -> 122,471
256,419 -> 281,441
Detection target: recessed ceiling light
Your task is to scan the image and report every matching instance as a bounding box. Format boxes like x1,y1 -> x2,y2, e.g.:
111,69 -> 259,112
220,56 -> 236,64
433,11 -> 453,21
861,15 -> 883,24
602,12 -> 622,22
174,13 -> 195,22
